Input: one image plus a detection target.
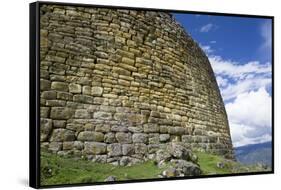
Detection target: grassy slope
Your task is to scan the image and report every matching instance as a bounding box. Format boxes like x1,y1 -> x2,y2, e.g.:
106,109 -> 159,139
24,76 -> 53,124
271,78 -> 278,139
41,151 -> 164,186
40,150 -> 270,186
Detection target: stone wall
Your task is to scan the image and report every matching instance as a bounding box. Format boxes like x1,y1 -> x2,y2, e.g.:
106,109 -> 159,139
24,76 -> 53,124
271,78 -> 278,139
39,4 -> 234,165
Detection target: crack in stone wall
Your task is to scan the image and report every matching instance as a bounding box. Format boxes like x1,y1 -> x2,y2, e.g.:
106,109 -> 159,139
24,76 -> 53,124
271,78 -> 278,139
39,4 -> 234,165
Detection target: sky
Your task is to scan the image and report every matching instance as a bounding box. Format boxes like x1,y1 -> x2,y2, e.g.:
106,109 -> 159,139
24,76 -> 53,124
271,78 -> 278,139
173,13 -> 273,147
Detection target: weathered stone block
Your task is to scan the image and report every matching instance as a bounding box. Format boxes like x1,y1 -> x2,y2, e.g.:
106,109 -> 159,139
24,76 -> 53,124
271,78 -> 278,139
49,142 -> 62,152
116,132 -> 132,143
46,100 -> 66,107
93,111 -> 112,120
40,118 -> 52,141
112,67 -> 131,76
84,123 -> 95,131
40,107 -> 50,118
160,134 -> 170,142
149,134 -> 160,144
63,141 -> 74,150
95,124 -> 111,132
128,126 -> 143,133
144,123 -> 159,133
107,143 -> 122,157
69,83 -> 81,94
41,91 -> 56,100
182,135 -> 193,143
104,132 -> 116,143
73,95 -> 94,104
111,125 -> 129,132
53,120 -> 66,128
51,82 -> 69,92
45,55 -> 66,63
122,144 -> 134,155
91,86 -> 103,96
100,105 -> 116,113
74,141 -> 84,150
168,127 -> 185,135
53,8 -> 65,14
132,133 -> 148,143
84,142 -> 107,154
50,129 -> 75,142
77,131 -> 104,142
40,79 -> 51,91
50,107 -> 74,119
134,143 -> 147,155
82,86 -> 91,95
75,109 -> 91,119
57,92 -> 73,100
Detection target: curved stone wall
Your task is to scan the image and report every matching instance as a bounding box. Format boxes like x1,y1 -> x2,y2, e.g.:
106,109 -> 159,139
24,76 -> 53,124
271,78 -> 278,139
39,4 -> 234,164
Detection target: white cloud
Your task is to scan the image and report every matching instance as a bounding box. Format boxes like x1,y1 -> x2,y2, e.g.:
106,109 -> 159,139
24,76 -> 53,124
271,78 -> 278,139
209,55 -> 272,101
200,44 -> 214,54
230,122 -> 271,147
226,88 -> 272,127
221,76 -> 271,101
209,55 -> 271,79
210,40 -> 217,44
216,76 -> 228,88
200,23 -> 214,32
206,53 -> 272,147
227,88 -> 272,147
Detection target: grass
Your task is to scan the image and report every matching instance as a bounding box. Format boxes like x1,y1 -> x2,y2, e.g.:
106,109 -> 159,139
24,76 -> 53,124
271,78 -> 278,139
40,151 -> 165,186
196,151 -> 271,175
196,151 -> 232,175
40,150 -> 271,186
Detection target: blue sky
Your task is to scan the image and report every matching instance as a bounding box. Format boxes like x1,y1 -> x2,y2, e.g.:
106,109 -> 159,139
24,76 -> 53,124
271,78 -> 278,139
173,13 -> 272,147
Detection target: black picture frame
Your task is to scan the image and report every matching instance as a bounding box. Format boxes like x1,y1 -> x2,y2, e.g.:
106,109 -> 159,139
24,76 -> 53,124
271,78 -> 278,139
30,1 -> 274,189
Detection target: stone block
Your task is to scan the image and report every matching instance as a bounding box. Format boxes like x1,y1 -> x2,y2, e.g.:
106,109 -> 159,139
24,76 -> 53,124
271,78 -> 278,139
132,133 -> 148,143
49,142 -> 62,152
182,135 -> 193,143
77,131 -> 104,142
116,132 -> 132,143
144,123 -> 159,133
134,143 -> 147,155
75,109 -> 91,119
41,91 -> 56,100
69,83 -> 81,94
93,111 -> 112,120
122,144 -> 134,155
82,86 -> 91,95
40,118 -> 52,141
73,95 -> 94,104
53,120 -> 66,128
50,107 -> 74,119
159,134 -> 170,142
50,129 -> 75,142
95,124 -> 111,132
168,127 -> 185,135
84,142 -> 107,154
51,82 -> 69,92
40,79 -> 51,91
40,107 -> 50,118
107,143 -> 122,157
104,132 -> 116,143
91,86 -> 103,96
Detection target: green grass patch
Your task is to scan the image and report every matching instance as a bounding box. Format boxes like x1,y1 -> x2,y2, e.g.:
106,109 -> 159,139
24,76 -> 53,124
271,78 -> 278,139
41,150 -> 271,186
196,151 -> 235,175
196,151 -> 270,175
40,151 -> 164,186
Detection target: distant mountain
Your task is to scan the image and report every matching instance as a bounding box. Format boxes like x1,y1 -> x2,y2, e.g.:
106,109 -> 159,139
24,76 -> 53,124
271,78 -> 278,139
234,141 -> 272,167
